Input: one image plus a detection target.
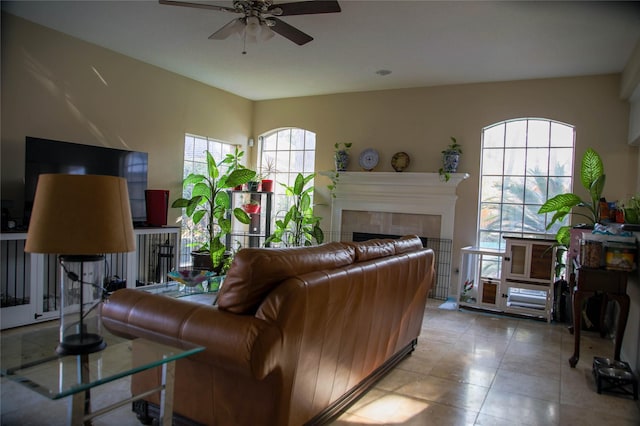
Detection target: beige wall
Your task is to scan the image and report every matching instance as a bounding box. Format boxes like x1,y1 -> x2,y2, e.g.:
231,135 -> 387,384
1,13 -> 253,226
253,75 -> 638,284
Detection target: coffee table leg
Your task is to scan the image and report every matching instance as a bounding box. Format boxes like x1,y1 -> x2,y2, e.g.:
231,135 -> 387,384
69,354 -> 91,425
158,359 -> 176,426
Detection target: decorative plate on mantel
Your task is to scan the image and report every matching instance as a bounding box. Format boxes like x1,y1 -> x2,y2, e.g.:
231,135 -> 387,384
358,148 -> 379,171
391,152 -> 410,172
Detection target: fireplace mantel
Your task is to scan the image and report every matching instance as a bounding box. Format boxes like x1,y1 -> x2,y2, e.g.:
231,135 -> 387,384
329,172 -> 469,241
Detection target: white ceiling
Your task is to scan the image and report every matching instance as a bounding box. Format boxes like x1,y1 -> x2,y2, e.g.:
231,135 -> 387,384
3,1 -> 640,101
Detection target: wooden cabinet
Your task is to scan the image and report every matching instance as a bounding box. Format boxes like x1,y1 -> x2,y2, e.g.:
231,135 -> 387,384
501,237 -> 556,322
458,246 -> 504,309
227,190 -> 273,249
459,237 -> 557,322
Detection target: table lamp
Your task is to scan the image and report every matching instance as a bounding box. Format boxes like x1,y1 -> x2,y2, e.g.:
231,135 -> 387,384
25,174 -> 135,355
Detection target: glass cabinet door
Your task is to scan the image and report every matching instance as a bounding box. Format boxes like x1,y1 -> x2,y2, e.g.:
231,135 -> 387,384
509,244 -> 527,276
530,243 -> 553,280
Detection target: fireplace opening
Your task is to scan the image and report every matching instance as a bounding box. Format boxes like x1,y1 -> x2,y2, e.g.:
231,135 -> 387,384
352,232 -> 451,300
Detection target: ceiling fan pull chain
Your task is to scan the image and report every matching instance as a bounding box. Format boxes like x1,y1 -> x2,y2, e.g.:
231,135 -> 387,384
242,27 -> 247,55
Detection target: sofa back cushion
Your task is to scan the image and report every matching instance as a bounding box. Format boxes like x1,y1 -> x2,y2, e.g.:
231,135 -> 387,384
217,242 -> 355,314
393,235 -> 424,254
345,238 -> 396,262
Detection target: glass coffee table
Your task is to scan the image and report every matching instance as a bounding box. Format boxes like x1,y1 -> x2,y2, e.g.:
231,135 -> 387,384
1,315 -> 204,426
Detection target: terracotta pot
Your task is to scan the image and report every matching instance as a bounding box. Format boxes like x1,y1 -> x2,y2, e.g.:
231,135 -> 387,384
242,203 -> 261,214
261,179 -> 274,192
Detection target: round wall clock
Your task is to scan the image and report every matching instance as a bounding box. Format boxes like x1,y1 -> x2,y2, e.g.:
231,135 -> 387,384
359,148 -> 379,171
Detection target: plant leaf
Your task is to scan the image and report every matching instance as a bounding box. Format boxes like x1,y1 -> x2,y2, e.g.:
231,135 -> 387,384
580,148 -> 604,191
589,174 -> 606,205
538,193 -> 582,214
293,173 -> 305,195
206,151 -> 219,181
171,198 -> 190,208
226,168 -> 256,187
192,209 -> 206,224
556,226 -> 571,247
183,174 -> 205,186
233,207 -> 251,224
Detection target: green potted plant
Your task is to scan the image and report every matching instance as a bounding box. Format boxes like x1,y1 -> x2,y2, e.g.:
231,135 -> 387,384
171,150 -> 256,272
223,146 -> 249,190
538,148 -> 605,247
266,173 -> 324,247
439,137 -> 462,182
328,142 -> 352,198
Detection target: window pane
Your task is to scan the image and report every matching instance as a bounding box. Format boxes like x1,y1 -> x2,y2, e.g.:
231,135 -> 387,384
306,132 -> 316,150
501,204 -> 524,232
193,137 -> 207,163
527,120 -> 550,147
277,151 -> 291,172
549,147 -> 573,177
478,231 -> 501,250
481,176 -> 503,203
551,122 -> 574,147
264,133 -> 277,151
523,204 -> 546,233
482,148 -> 504,175
479,203 -> 501,230
525,148 -> 549,176
504,148 -> 525,175
505,121 -> 526,147
304,151 -> 315,173
524,176 -> 548,205
290,151 -> 304,173
483,123 -> 505,148
290,129 -> 305,150
277,129 -> 291,150
503,177 -> 525,203
548,176 -> 572,198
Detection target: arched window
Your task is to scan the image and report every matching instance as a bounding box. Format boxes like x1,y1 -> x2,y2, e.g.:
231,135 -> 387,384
478,118 -> 575,251
258,128 -> 317,236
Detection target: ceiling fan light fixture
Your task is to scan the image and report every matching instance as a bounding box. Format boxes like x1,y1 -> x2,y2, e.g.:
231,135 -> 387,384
246,16 -> 260,36
259,26 -> 275,41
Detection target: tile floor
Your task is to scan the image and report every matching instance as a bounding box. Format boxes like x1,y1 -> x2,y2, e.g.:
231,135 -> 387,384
2,299 -> 639,425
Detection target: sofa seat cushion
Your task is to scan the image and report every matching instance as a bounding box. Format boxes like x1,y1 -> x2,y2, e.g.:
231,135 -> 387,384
218,242 -> 355,314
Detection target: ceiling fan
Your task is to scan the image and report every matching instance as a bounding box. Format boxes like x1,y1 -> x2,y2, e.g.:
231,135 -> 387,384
159,0 -> 341,46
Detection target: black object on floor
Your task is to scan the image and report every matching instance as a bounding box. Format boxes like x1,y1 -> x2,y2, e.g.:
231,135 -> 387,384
592,356 -> 638,400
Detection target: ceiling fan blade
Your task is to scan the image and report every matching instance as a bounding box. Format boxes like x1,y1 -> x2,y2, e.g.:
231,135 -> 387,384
270,17 -> 313,45
271,1 -> 341,16
209,18 -> 245,40
159,0 -> 237,13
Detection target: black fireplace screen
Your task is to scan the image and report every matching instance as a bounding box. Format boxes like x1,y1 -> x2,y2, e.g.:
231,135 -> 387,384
352,232 -> 452,300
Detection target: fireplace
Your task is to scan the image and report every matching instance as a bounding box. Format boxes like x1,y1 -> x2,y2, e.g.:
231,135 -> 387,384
329,172 -> 469,299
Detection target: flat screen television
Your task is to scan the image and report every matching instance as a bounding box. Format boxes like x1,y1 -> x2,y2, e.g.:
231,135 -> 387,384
24,137 -> 149,226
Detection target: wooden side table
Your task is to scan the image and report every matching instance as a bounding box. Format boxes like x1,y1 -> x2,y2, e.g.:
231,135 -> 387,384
568,266 -> 630,368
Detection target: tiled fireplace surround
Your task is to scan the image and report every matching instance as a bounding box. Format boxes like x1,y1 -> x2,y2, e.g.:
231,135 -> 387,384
329,172 -> 469,297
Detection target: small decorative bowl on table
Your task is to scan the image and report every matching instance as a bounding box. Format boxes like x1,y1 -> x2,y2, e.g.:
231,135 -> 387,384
167,269 -> 215,293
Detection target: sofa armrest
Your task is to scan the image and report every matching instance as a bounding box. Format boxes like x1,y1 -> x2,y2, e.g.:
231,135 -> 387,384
100,289 -> 282,380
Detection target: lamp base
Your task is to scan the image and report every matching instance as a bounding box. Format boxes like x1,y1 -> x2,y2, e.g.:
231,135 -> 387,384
56,333 -> 106,356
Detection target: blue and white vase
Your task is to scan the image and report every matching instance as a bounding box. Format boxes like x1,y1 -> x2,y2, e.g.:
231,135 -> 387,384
335,150 -> 349,172
442,151 -> 460,173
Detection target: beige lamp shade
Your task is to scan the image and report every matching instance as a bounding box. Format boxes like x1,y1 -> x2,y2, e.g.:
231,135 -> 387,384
25,174 -> 136,254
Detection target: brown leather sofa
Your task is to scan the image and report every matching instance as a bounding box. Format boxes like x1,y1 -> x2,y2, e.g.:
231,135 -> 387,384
101,235 -> 435,425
